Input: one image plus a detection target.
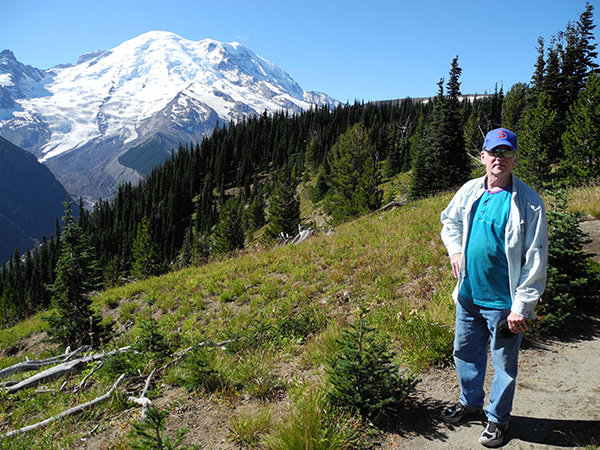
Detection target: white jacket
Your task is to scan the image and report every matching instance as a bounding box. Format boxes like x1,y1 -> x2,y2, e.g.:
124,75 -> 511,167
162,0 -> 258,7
440,175 -> 548,319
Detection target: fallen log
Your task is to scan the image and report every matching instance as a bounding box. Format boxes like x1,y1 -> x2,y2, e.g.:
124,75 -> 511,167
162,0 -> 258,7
291,225 -> 314,245
0,373 -> 125,439
278,224 -> 315,245
0,346 -> 90,379
128,368 -> 157,418
0,339 -> 236,439
80,361 -> 104,388
5,359 -> 85,393
3,346 -> 132,394
369,200 -> 406,215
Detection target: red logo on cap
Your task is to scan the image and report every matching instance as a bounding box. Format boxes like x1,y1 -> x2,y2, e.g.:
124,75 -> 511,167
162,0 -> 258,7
498,130 -> 506,138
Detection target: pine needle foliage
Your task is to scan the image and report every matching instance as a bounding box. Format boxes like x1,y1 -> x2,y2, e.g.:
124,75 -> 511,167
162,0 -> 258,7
128,406 -> 201,450
45,201 -> 112,348
133,295 -> 170,359
178,345 -> 225,394
132,216 -> 159,280
535,187 -> 600,334
325,123 -> 383,224
326,305 -> 417,425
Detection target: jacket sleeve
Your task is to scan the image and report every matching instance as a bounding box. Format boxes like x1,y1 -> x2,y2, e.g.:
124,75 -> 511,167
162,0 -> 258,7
511,200 -> 548,319
440,189 -> 466,258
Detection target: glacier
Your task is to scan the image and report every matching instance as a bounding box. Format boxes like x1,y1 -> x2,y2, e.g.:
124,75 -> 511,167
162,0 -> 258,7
0,31 -> 338,204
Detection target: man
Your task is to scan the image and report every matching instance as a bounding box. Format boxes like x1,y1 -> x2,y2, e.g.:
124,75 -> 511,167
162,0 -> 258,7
440,128 -> 548,447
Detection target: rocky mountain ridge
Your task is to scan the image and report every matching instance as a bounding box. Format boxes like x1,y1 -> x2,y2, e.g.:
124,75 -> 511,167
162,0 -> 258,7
0,32 -> 338,204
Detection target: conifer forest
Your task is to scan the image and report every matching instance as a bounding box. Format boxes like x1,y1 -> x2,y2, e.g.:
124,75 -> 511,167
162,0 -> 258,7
0,3 -> 598,329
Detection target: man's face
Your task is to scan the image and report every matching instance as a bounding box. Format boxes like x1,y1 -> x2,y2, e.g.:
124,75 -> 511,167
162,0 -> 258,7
481,145 -> 517,178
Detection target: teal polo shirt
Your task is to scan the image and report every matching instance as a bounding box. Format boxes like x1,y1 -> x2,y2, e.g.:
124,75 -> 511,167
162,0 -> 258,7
459,187 -> 512,309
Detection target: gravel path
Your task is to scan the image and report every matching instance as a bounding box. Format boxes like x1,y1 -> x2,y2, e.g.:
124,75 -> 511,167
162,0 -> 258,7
380,314 -> 600,449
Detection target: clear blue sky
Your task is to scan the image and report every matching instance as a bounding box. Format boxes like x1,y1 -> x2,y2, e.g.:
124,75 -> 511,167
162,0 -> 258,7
1,0 -> 596,103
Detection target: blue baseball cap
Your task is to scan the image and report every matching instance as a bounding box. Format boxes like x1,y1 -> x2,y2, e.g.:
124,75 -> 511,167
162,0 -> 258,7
483,128 -> 518,152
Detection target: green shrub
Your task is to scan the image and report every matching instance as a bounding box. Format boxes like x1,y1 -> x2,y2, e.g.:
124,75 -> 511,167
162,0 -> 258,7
177,346 -> 225,394
277,305 -> 328,344
245,373 -> 285,401
119,301 -> 139,324
326,305 -> 417,425
133,296 -> 171,360
536,188 -> 600,335
299,324 -> 342,370
127,406 -> 200,449
100,350 -> 147,379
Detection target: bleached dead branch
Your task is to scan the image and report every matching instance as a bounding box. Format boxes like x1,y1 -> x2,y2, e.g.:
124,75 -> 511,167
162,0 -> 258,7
0,346 -> 90,379
3,346 -> 132,394
128,368 -> 157,418
0,374 -> 125,439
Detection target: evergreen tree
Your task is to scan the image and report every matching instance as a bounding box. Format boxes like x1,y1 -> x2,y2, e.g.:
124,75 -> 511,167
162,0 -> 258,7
128,406 -> 200,450
463,112 -> 483,156
409,57 -> 470,200
325,123 -> 382,223
486,84 -> 504,130
265,169 -> 301,240
131,217 -> 159,280
245,183 -> 267,234
133,295 -> 170,359
577,3 -> 599,71
525,3 -> 598,170
503,82 -> 530,132
381,119 -> 411,178
327,305 -> 417,424
530,37 -> 546,97
515,91 -> 557,190
45,201 -> 111,348
175,227 -> 211,269
212,198 -> 245,254
562,72 -> 600,183
409,80 -> 446,200
536,188 -> 600,335
562,3 -> 598,112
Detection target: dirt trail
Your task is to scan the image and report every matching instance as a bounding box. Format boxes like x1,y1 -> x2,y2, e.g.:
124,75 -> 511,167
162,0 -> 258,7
381,319 -> 600,449
380,218 -> 600,449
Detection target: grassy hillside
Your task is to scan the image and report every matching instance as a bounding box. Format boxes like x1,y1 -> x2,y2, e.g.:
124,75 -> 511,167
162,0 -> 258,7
100,190 -> 455,363
0,184 -> 598,449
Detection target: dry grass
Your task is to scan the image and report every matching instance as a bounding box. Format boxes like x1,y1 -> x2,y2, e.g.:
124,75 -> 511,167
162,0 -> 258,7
568,183 -> 600,218
3,183 -> 594,448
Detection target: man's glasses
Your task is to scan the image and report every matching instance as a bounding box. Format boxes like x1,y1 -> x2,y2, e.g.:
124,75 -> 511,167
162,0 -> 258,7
486,150 -> 516,159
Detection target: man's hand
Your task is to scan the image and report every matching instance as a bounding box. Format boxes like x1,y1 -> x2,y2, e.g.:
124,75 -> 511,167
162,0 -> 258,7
450,253 -> 462,278
507,311 -> 528,334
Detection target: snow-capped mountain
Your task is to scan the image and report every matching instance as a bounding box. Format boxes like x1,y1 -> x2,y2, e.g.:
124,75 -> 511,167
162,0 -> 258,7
0,32 -> 338,204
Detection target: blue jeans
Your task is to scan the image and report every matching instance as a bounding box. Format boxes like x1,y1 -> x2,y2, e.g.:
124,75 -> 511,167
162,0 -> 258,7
454,295 -> 523,425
